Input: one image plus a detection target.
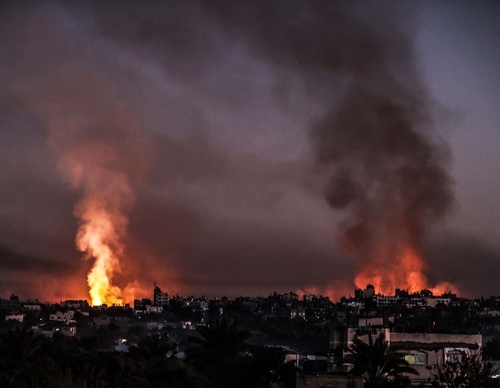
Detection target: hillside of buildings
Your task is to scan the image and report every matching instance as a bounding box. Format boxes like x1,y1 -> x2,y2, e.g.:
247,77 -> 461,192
2,285 -> 500,387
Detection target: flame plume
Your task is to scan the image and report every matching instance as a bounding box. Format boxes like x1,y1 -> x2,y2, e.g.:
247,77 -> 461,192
315,88 -> 456,295
353,246 -> 456,296
62,144 -> 134,306
75,197 -> 127,306
29,74 -> 152,306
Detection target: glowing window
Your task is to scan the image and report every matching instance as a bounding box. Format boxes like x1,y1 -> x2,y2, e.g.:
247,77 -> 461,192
404,351 -> 428,365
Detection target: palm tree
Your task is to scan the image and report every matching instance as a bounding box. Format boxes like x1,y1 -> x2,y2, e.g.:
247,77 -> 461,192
185,317 -> 251,387
130,333 -> 175,362
249,345 -> 294,388
345,332 -> 418,388
97,350 -> 147,387
129,333 -> 178,384
0,327 -> 44,366
0,327 -> 47,386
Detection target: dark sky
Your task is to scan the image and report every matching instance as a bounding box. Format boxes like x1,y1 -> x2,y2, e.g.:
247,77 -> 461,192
1,1 -> 499,302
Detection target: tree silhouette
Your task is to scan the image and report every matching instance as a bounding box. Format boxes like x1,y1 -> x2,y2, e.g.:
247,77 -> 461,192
0,327 -> 47,387
429,350 -> 494,388
185,317 -> 251,387
249,345 -> 296,388
130,333 -> 173,361
484,339 -> 500,361
0,327 -> 44,365
129,333 -> 177,384
345,332 -> 418,388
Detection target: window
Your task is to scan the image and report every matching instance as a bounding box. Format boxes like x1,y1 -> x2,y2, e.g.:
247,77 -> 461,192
445,348 -> 467,364
404,351 -> 428,365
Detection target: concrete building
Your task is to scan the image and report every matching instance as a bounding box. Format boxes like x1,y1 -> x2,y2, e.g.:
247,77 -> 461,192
146,305 -> 163,314
60,300 -> 89,309
425,297 -> 452,308
296,374 -> 363,388
0,294 -> 20,310
390,332 -> 482,384
5,313 -> 25,323
22,303 -> 42,312
153,283 -> 169,307
330,328 -> 482,385
49,310 -> 75,322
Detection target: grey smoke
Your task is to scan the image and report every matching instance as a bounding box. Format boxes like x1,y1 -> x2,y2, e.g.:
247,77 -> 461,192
0,1 -> 467,300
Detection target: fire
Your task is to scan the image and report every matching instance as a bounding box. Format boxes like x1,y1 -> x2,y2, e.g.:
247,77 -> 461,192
296,284 -> 337,301
354,245 -> 457,296
76,204 -> 124,306
27,72 -> 156,306
60,145 -> 134,307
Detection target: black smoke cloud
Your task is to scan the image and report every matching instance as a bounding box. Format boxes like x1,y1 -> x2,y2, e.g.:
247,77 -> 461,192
0,1 -> 494,301
314,89 -> 454,276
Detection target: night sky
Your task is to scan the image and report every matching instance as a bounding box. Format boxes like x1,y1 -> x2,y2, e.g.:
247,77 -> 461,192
1,1 -> 499,302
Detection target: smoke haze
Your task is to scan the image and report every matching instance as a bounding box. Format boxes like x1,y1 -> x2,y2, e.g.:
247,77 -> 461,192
1,1 -> 499,301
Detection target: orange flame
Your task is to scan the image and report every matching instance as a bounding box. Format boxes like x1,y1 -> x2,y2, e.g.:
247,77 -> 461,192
62,145 -> 134,306
354,245 -> 457,296
29,75 -> 156,305
76,204 -> 124,306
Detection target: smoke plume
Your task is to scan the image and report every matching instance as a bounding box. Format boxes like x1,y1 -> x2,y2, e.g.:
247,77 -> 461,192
39,77 -> 152,305
314,88 -> 455,294
202,2 -> 456,293
302,13 -> 456,295
0,1 -> 465,301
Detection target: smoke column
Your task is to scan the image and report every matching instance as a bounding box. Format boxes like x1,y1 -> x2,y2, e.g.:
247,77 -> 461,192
314,87 -> 454,294
46,82 -> 151,306
30,76 -> 150,306
60,142 -> 133,306
306,15 -> 455,295
0,2 -> 153,304
1,1 -> 458,299
205,1 -> 455,294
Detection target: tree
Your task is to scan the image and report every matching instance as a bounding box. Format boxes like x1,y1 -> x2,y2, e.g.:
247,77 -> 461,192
345,332 -> 418,388
185,317 -> 251,387
129,333 -> 177,385
429,350 -> 495,388
0,327 -> 44,366
130,333 -> 175,363
0,327 -> 48,387
249,345 -> 291,388
484,339 -> 500,361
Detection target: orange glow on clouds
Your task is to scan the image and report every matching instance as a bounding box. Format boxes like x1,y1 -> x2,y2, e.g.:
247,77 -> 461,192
296,284 -> 337,301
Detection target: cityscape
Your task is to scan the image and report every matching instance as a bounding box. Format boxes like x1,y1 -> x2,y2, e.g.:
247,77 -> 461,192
1,1 -> 500,387
2,284 -> 500,387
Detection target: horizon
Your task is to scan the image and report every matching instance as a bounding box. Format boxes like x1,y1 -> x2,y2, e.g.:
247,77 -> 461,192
2,283 -> 480,307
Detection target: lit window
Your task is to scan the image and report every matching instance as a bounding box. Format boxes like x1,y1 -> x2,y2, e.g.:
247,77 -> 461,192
404,351 -> 428,365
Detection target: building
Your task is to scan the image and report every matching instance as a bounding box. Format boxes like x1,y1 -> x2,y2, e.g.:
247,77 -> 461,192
153,283 -> 169,307
330,328 -> 482,385
296,375 -> 363,388
22,303 -> 42,312
60,300 -> 89,309
0,294 -> 20,310
5,313 -> 25,323
390,332 -> 482,384
146,305 -> 163,314
49,310 -> 75,322
425,297 -> 452,308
